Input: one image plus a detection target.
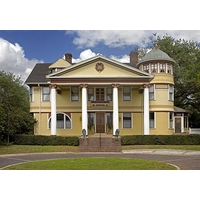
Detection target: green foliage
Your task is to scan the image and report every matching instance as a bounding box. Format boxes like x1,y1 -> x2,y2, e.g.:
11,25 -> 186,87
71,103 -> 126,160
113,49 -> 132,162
0,71 -> 35,142
121,135 -> 200,145
14,135 -> 79,146
156,35 -> 200,127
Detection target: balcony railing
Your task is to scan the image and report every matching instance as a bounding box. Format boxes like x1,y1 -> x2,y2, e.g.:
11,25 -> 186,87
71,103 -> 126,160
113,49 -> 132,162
91,100 -> 110,106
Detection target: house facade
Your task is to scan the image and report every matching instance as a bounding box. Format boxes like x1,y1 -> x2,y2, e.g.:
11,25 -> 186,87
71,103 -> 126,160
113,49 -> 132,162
25,46 -> 189,137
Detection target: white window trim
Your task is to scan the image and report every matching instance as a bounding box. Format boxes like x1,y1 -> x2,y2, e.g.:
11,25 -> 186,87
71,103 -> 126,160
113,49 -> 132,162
150,112 -> 156,129
48,112 -> 72,130
41,86 -> 51,102
122,86 -> 132,101
168,84 -> 174,101
149,84 -> 156,100
29,86 -> 34,102
70,86 -> 80,102
168,112 -> 174,129
122,113 -> 133,129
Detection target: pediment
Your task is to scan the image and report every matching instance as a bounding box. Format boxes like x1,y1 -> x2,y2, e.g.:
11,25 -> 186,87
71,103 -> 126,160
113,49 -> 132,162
47,55 -> 152,79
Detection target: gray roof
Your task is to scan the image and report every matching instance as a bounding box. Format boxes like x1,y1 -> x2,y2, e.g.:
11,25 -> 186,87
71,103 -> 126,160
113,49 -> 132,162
174,106 -> 189,113
137,46 -> 176,66
25,63 -> 51,85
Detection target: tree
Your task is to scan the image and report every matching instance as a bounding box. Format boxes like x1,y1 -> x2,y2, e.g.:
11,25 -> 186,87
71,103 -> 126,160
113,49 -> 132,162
0,71 -> 35,143
156,35 -> 200,127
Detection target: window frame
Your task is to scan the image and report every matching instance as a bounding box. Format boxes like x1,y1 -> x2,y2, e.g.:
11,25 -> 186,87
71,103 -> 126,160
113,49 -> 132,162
106,87 -> 113,101
71,86 -> 79,101
49,113 -> 72,130
168,84 -> 174,101
123,86 -> 131,101
149,112 -> 155,128
169,112 -> 174,129
42,86 -> 51,102
149,84 -> 155,100
122,113 -> 132,129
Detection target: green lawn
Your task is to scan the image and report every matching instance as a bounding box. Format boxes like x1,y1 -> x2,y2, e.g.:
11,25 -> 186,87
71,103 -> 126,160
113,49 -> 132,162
2,158 -> 177,170
0,144 -> 200,155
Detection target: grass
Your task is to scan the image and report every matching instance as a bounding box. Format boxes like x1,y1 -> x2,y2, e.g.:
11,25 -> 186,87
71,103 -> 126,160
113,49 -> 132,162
1,144 -> 200,155
2,158 -> 177,170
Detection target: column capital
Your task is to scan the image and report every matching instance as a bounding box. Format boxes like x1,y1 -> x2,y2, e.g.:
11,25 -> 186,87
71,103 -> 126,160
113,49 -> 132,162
80,84 -> 88,88
143,84 -> 151,88
112,84 -> 120,88
49,84 -> 57,89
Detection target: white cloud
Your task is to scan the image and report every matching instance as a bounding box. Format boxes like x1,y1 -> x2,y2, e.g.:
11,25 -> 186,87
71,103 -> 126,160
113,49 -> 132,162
67,30 -> 200,48
71,49 -> 130,64
0,38 -> 43,82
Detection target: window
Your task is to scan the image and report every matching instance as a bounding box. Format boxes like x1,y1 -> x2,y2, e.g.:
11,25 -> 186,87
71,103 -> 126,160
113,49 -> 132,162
71,86 -> 79,101
88,113 -> 95,127
143,65 -> 149,73
169,112 -> 174,129
149,112 -> 155,128
151,64 -> 158,73
123,113 -> 132,128
167,64 -> 173,74
168,85 -> 174,101
106,88 -> 112,101
29,87 -> 33,102
159,63 -> 166,73
123,86 -> 131,101
149,85 -> 155,100
106,113 -> 113,129
88,88 -> 94,101
184,115 -> 188,129
49,113 -> 71,129
42,87 -> 50,101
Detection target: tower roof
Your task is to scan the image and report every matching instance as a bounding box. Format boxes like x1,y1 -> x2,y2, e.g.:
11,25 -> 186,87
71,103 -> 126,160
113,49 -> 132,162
137,46 -> 176,66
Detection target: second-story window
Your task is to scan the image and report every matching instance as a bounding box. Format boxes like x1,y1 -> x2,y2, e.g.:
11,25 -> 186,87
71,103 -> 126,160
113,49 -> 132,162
151,64 -> 158,73
42,87 -> 50,101
168,84 -> 174,101
71,86 -> 79,101
29,87 -> 33,102
106,88 -> 112,101
88,88 -> 94,101
123,86 -> 131,101
149,85 -> 155,100
159,63 -> 166,73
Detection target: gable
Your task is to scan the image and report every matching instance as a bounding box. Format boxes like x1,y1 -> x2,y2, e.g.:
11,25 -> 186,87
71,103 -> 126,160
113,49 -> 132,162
47,56 -> 151,79
49,58 -> 71,69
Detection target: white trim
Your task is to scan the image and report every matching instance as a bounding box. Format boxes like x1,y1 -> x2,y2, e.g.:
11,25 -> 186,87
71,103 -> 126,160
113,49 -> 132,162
113,86 -> 119,135
122,112 -> 133,129
51,87 -> 56,135
144,87 -> 149,134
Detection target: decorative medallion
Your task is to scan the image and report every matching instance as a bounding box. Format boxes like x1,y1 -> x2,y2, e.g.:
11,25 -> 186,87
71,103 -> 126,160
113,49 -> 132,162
95,62 -> 104,73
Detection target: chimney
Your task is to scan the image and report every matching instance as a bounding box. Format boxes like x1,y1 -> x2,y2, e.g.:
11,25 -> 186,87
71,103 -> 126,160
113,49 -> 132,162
129,51 -> 138,66
65,53 -> 72,64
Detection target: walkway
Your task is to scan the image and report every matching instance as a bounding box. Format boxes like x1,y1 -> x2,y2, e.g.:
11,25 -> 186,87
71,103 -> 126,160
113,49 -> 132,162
1,149 -> 200,170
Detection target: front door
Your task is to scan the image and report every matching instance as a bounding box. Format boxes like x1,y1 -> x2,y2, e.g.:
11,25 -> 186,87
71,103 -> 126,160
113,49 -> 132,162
96,112 -> 105,133
96,88 -> 105,101
175,118 -> 181,133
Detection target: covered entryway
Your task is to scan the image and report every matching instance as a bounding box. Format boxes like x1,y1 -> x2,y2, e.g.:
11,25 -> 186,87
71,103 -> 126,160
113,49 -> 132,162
96,112 -> 105,133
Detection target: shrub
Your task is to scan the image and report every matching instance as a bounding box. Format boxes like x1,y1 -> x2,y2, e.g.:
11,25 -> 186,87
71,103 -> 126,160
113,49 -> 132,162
14,135 -> 79,146
121,135 -> 200,145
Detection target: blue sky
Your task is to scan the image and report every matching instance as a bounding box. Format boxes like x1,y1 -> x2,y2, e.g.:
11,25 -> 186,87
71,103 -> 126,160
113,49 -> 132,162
1,30 -> 200,82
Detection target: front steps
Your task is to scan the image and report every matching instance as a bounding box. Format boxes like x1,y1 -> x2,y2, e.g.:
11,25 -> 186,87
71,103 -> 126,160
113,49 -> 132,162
79,134 -> 122,152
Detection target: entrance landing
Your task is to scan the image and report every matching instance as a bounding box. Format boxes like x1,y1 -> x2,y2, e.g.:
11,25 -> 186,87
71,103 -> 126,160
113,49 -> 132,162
79,135 -> 122,152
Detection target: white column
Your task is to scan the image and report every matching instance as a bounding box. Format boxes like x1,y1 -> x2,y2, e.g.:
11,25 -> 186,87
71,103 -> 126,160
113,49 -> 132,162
144,85 -> 149,135
81,84 -> 88,135
50,85 -> 57,136
112,84 -> 119,136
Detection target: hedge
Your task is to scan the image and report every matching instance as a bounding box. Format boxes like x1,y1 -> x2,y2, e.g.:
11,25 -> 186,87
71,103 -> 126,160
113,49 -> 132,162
14,135 -> 79,146
121,135 -> 200,145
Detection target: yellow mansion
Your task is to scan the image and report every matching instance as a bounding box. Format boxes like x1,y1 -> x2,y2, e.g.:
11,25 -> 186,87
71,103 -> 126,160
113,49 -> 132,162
25,46 -> 189,137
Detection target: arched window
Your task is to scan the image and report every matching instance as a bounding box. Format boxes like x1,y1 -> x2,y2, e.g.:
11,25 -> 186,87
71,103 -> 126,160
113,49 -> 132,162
49,113 -> 71,129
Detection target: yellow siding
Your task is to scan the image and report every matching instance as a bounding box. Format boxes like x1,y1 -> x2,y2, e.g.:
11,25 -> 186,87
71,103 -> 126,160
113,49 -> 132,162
59,62 -> 141,77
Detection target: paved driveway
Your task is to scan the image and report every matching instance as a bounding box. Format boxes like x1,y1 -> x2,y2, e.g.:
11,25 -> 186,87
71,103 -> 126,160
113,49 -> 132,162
1,150 -> 200,170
